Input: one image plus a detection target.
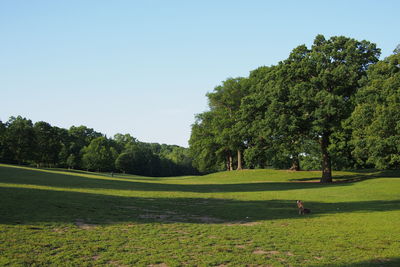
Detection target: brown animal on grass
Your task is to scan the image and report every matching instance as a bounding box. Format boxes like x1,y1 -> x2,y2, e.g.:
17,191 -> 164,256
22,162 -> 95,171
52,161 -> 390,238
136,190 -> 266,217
296,200 -> 311,215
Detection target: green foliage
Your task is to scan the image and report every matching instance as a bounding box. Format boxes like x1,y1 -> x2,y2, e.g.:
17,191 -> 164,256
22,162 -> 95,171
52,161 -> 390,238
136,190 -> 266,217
189,112 -> 225,172
0,116 -> 196,176
113,133 -> 137,153
190,34 -> 385,181
394,44 -> 400,55
3,116 -> 36,164
0,120 -> 6,161
190,77 -> 251,172
82,137 -> 117,171
351,53 -> 400,169
33,121 -> 62,167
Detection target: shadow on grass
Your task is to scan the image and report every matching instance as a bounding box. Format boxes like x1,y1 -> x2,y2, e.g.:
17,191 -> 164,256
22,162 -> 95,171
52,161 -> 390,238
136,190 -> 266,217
1,186 -> 399,225
312,257 -> 400,267
290,169 -> 400,183
0,166 -> 358,193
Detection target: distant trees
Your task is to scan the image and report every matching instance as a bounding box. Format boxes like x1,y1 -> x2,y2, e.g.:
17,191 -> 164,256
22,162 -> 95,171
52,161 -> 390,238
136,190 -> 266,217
82,137 -> 117,172
33,121 -> 62,167
0,117 -> 197,177
3,116 -> 36,164
189,34 -> 397,182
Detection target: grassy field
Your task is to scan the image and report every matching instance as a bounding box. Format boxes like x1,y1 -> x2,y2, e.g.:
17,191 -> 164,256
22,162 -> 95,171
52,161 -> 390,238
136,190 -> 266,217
0,163 -> 399,266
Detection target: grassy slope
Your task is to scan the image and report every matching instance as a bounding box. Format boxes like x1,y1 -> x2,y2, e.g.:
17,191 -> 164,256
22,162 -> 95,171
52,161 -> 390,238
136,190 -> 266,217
0,164 -> 399,266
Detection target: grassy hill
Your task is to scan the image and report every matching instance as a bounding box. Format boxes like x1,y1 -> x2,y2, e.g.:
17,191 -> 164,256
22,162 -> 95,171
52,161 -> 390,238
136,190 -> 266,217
0,164 -> 399,266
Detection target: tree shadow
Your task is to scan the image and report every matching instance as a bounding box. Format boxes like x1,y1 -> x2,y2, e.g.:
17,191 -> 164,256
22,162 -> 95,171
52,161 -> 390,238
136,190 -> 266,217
1,186 -> 399,226
0,166 -> 356,193
290,169 -> 400,183
311,257 -> 400,267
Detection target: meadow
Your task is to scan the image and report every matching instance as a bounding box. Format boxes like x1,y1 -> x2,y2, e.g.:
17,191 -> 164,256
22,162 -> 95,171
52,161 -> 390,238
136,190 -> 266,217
0,163 -> 399,266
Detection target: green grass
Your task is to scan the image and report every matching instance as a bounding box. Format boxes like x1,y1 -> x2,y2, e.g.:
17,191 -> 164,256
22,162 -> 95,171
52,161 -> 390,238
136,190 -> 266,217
0,163 -> 399,266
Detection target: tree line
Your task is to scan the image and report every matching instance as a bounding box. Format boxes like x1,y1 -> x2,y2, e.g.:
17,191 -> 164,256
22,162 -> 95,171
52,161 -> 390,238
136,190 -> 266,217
0,117 -> 197,177
189,35 -> 400,182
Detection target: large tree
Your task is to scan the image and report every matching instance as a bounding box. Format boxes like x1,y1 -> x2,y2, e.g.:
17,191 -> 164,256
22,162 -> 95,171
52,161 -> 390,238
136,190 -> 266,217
285,35 -> 380,182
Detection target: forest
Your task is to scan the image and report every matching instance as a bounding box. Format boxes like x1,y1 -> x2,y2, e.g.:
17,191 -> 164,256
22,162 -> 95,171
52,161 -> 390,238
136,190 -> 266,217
189,35 -> 400,182
0,117 -> 197,177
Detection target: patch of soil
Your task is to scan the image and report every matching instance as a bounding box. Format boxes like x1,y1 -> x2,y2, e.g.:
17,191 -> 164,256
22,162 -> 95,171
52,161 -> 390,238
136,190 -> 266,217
52,227 -> 70,233
225,221 -> 261,226
75,219 -> 97,230
253,250 -> 268,255
148,264 -> 168,267
253,250 -> 280,255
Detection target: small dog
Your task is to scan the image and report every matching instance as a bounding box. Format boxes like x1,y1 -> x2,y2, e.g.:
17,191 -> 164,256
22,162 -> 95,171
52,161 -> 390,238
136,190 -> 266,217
297,200 -> 311,215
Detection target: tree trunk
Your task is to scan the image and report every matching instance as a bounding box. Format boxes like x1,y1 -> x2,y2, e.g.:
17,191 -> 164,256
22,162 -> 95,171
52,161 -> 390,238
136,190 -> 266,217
290,155 -> 300,171
226,152 -> 233,171
229,155 -> 233,171
237,150 -> 242,170
320,132 -> 332,183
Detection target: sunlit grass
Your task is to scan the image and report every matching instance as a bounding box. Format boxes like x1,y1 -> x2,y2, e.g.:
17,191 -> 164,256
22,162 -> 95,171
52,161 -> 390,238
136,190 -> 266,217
0,163 -> 399,266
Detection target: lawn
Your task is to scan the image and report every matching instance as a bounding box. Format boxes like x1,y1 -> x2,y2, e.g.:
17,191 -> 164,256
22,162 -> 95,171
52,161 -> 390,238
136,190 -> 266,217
0,163 -> 399,266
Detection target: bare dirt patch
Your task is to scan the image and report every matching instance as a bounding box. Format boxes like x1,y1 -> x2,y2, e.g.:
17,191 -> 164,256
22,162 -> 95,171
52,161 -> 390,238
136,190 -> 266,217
225,221 -> 261,226
137,212 -> 225,224
253,249 -> 280,255
75,219 -> 97,230
52,227 -> 69,233
253,250 -> 268,255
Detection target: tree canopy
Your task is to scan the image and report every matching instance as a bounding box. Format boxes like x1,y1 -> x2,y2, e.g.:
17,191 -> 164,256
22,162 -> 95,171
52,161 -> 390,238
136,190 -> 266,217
189,34 -> 394,182
0,117 -> 197,177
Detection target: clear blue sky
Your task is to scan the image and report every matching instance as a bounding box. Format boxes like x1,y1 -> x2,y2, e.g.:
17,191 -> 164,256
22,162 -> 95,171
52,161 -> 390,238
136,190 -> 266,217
1,0 -> 399,147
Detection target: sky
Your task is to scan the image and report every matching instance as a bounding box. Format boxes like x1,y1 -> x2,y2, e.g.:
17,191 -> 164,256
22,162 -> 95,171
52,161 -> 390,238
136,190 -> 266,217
1,0 -> 399,147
